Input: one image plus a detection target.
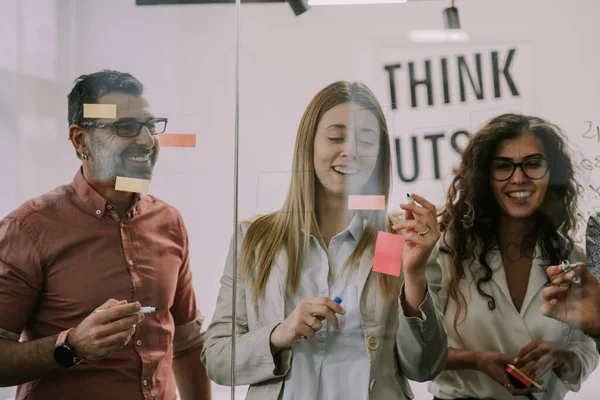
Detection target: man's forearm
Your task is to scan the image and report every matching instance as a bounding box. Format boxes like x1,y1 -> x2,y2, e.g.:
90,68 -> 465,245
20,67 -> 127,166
173,345 -> 211,400
0,336 -> 63,387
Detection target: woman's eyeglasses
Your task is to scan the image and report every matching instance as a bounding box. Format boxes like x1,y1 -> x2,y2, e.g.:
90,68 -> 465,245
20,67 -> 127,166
491,157 -> 549,182
79,117 -> 168,138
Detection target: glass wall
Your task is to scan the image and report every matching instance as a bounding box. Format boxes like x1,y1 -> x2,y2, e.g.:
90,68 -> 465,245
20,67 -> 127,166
1,1 -> 600,399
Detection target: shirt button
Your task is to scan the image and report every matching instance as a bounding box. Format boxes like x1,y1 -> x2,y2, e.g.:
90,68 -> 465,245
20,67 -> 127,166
95,209 -> 101,215
136,340 -> 142,346
366,335 -> 379,350
143,380 -> 148,386
318,335 -> 324,342
107,205 -> 113,209
129,260 -> 134,265
320,288 -> 326,294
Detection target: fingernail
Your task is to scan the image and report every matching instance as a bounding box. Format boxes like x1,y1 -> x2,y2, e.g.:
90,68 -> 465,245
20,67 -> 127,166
514,358 -> 519,364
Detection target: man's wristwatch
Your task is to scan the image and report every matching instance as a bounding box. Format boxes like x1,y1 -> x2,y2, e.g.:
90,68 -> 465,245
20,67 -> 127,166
53,328 -> 82,368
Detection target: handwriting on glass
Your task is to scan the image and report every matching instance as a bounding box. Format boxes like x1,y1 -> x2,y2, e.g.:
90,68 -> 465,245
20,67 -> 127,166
583,121 -> 599,142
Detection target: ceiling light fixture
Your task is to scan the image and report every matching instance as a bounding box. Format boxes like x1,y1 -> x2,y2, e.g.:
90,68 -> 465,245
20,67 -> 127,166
408,29 -> 469,43
287,0 -> 310,15
307,0 -> 407,6
408,0 -> 468,43
443,0 -> 460,29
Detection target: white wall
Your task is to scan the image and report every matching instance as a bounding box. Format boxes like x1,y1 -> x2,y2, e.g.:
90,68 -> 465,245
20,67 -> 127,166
2,0 -> 600,398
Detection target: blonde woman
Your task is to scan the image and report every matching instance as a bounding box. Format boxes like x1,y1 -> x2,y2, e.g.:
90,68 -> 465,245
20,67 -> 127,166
201,81 -> 447,400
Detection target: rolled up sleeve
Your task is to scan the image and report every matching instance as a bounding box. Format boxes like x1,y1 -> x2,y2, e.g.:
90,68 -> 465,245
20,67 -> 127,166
0,217 -> 43,341
395,245 -> 448,382
173,312 -> 206,358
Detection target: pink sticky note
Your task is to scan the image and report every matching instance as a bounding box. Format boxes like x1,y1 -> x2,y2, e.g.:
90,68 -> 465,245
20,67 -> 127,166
348,195 -> 385,210
372,231 -> 405,277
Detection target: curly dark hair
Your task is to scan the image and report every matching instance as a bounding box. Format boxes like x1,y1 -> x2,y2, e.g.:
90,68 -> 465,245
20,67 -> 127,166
439,113 -> 579,339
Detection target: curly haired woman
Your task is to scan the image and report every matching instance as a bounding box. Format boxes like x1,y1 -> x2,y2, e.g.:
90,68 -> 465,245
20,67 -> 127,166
428,113 -> 599,400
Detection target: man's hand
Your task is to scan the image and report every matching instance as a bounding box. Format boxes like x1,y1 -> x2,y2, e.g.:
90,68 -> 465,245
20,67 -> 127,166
475,351 -> 542,396
514,339 -> 572,380
541,263 -> 600,335
69,299 -> 144,360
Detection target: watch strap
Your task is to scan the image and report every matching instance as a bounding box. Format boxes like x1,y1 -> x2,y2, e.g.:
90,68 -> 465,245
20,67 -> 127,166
56,328 -> 73,346
56,328 -> 83,366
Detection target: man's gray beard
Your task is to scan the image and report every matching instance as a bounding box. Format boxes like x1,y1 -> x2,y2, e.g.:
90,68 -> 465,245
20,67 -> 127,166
89,156 -> 153,181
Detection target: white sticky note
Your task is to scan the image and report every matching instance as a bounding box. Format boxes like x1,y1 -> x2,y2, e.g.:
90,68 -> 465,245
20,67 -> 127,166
83,104 -> 117,119
115,176 -> 150,194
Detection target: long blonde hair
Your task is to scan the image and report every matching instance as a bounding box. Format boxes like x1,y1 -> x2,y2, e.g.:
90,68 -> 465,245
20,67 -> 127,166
241,81 -> 398,302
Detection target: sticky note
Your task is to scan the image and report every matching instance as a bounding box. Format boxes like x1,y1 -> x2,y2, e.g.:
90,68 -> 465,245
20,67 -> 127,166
372,231 -> 405,277
158,133 -> 196,148
83,104 -> 117,119
348,195 -> 385,210
115,176 -> 150,194
506,364 -> 544,390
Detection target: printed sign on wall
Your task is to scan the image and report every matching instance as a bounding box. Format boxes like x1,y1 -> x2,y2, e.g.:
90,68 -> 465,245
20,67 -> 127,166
374,43 -> 536,207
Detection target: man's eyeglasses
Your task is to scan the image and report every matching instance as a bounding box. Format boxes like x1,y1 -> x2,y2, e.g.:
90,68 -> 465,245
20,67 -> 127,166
491,157 -> 549,182
79,117 -> 168,138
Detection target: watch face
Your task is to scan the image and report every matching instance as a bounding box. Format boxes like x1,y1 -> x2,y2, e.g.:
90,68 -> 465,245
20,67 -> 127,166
54,344 -> 76,368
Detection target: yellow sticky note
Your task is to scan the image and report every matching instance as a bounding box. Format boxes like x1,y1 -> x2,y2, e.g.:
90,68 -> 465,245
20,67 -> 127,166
83,104 -> 117,119
115,176 -> 150,194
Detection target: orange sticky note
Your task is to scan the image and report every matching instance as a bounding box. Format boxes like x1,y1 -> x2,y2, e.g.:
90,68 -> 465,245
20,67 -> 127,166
158,134 -> 196,148
115,176 -> 150,194
83,104 -> 116,119
348,195 -> 385,210
372,231 -> 405,277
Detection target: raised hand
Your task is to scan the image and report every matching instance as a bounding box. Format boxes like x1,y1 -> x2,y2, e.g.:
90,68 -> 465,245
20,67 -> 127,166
392,193 -> 440,279
541,263 -> 600,335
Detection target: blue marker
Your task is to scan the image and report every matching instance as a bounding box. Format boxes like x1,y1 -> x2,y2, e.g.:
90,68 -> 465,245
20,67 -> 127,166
316,297 -> 343,321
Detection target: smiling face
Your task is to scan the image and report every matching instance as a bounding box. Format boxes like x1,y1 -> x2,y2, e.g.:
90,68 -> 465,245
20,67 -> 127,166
490,132 -> 549,220
313,102 -> 381,197
85,92 -> 159,181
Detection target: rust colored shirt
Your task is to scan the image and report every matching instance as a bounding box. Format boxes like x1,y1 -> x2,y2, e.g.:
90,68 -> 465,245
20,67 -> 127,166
0,169 -> 205,400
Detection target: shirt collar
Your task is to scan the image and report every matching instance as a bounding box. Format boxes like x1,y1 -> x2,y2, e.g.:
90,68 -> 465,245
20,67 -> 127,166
347,212 -> 365,242
309,212 -> 365,244
71,168 -> 145,220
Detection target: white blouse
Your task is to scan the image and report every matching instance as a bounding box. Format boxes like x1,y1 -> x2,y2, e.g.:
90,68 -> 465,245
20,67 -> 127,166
282,213 -> 370,400
428,239 -> 599,400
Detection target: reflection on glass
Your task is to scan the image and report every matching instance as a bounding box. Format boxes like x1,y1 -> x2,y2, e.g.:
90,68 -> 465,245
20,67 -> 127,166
0,70 -> 209,400
430,114 -> 599,400
203,81 -> 447,399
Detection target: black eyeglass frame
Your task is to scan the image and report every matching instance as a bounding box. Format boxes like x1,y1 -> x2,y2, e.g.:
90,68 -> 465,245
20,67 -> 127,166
490,157 -> 550,182
78,117 -> 168,137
